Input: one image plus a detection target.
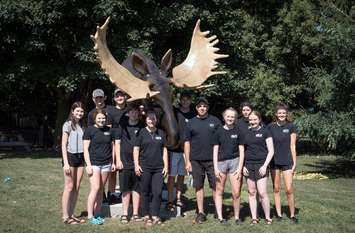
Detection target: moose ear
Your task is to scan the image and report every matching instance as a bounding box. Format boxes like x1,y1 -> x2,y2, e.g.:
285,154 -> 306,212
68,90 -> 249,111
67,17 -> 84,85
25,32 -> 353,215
132,52 -> 149,75
161,49 -> 172,73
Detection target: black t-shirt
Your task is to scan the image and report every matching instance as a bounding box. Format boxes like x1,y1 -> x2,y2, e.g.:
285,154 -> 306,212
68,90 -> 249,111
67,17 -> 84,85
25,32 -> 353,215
83,125 -> 113,166
240,126 -> 271,164
87,105 -> 114,126
236,117 -> 249,137
212,125 -> 240,161
110,106 -> 128,128
184,115 -> 221,161
114,122 -> 141,170
170,107 -> 196,153
134,128 -> 166,170
268,122 -> 297,166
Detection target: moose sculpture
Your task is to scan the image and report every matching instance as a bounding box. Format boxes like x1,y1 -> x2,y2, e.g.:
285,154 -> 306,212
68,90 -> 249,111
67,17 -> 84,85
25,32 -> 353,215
91,17 -> 228,149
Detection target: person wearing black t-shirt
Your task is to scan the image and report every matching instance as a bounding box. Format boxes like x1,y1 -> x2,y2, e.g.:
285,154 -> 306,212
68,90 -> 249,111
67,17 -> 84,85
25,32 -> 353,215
167,91 -> 196,211
240,111 -> 274,225
184,97 -> 221,224
114,104 -> 142,223
212,107 -> 244,224
268,103 -> 298,223
133,110 -> 168,226
236,101 -> 253,136
87,89 -> 114,127
83,109 -> 115,225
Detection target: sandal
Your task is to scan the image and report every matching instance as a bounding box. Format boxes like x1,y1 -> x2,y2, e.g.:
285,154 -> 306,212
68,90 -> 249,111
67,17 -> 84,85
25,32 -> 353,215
144,216 -> 153,226
120,215 -> 129,224
166,202 -> 175,211
71,216 -> 85,224
176,199 -> 183,207
63,217 -> 79,225
250,219 -> 259,225
132,215 -> 143,222
152,217 -> 164,226
266,218 -> 273,225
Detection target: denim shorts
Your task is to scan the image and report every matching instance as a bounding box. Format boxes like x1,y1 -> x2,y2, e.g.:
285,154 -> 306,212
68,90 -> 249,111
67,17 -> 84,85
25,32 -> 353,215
218,157 -> 240,174
92,164 -> 112,173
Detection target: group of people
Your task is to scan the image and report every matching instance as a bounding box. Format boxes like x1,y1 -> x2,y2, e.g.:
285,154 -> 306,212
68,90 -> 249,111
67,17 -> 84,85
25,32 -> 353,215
61,88 -> 298,226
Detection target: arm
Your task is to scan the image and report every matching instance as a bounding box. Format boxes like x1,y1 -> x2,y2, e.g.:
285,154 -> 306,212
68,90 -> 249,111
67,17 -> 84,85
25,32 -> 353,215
290,133 -> 297,173
83,139 -> 93,176
240,145 -> 249,176
133,146 -> 142,176
213,145 -> 221,179
61,132 -> 70,175
259,137 -> 274,176
184,141 -> 192,173
114,139 -> 123,170
111,141 -> 116,171
162,147 -> 168,176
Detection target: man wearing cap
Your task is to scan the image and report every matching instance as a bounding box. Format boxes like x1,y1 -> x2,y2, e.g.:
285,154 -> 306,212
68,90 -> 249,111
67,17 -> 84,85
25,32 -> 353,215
87,89 -> 114,127
166,91 -> 196,211
184,97 -> 221,223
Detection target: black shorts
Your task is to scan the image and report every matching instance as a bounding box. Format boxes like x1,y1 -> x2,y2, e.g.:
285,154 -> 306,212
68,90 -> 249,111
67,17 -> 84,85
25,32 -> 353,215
119,169 -> 140,193
62,152 -> 85,167
191,160 -> 216,190
245,163 -> 269,181
270,163 -> 293,171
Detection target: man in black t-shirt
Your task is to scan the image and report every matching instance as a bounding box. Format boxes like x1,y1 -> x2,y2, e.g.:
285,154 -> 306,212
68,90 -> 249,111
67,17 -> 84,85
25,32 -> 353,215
184,97 -> 221,224
167,91 -> 196,210
87,89 -> 114,127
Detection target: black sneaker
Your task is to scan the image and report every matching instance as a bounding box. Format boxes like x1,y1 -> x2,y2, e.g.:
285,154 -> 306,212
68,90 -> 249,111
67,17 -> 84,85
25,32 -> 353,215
276,215 -> 283,221
218,219 -> 227,224
195,213 -> 207,224
235,218 -> 242,225
290,216 -> 298,224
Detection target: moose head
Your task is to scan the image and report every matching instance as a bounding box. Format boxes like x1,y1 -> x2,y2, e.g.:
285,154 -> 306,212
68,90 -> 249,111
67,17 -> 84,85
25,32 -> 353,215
91,17 -> 228,149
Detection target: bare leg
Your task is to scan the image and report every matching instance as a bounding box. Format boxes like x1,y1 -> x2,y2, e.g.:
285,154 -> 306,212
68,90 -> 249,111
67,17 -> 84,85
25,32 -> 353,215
132,191 -> 140,216
229,172 -> 242,220
215,173 -> 227,220
94,171 -> 110,215
246,178 -> 257,220
87,170 -> 101,219
271,169 -> 282,217
176,175 -> 185,202
283,170 -> 296,217
256,177 -> 271,220
196,188 -> 205,214
122,192 -> 131,216
70,167 -> 84,217
62,169 -> 74,220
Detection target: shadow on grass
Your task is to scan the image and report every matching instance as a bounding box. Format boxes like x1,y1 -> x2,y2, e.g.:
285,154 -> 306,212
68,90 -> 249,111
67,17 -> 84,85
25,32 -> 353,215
303,158 -> 355,178
0,150 -> 59,159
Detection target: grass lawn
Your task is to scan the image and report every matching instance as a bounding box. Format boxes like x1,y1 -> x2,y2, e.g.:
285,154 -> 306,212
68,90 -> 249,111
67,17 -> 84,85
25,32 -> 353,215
0,152 -> 354,233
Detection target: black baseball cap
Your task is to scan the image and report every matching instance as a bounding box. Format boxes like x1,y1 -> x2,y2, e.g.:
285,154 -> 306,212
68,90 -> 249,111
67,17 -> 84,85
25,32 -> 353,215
195,97 -> 209,106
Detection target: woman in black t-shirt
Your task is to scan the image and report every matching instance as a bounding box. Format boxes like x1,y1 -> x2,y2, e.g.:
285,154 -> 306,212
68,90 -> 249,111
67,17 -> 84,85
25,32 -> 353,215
83,109 -> 115,225
212,107 -> 244,224
268,104 -> 298,223
133,110 -> 168,226
240,111 -> 274,225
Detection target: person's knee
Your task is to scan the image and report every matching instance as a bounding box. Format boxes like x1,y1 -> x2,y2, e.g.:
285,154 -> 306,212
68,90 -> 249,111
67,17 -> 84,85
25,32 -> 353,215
65,181 -> 75,192
273,185 -> 281,194
232,190 -> 241,200
248,188 -> 257,197
285,186 -> 294,195
258,191 -> 268,200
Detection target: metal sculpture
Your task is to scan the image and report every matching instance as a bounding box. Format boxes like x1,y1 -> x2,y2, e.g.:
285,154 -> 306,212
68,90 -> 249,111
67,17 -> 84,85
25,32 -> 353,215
91,17 -> 228,148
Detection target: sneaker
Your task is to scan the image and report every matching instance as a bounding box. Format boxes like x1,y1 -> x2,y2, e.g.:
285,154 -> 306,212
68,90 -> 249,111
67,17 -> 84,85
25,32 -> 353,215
89,217 -> 103,225
275,215 -> 283,221
235,218 -> 242,225
95,215 -> 105,223
290,216 -> 298,224
195,213 -> 207,224
218,219 -> 227,224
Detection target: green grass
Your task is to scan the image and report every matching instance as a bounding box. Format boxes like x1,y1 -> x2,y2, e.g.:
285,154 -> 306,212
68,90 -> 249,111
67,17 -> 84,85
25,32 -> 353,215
0,152 -> 354,233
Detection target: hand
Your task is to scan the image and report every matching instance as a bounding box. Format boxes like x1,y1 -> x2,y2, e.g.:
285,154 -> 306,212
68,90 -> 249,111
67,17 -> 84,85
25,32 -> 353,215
243,166 -> 249,177
135,164 -> 143,176
116,160 -> 123,170
86,165 -> 93,176
233,169 -> 242,180
259,165 -> 267,177
185,161 -> 192,173
63,164 -> 71,175
162,166 -> 168,177
111,163 -> 116,172
214,167 -> 222,180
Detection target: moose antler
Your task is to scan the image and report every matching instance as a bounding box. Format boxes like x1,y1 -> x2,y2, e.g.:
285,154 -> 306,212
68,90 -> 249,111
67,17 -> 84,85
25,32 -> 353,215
171,20 -> 229,88
90,17 -> 159,101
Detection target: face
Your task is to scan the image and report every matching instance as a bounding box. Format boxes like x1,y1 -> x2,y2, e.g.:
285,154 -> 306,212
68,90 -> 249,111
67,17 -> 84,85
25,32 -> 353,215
93,96 -> 106,108
95,113 -> 106,127
180,96 -> 192,109
196,102 -> 209,117
128,109 -> 139,122
276,109 -> 287,122
72,107 -> 84,121
242,106 -> 252,119
248,113 -> 261,128
145,113 -> 157,128
114,92 -> 126,106
223,110 -> 236,126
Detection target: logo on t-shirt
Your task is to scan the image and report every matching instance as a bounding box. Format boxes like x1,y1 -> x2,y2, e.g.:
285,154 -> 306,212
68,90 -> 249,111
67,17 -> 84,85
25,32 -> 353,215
185,119 -> 189,123
104,132 -> 110,136
155,136 -> 162,140
282,129 -> 290,133
231,134 -> 238,138
255,133 -> 263,137
209,123 -> 215,127
134,130 -> 138,134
